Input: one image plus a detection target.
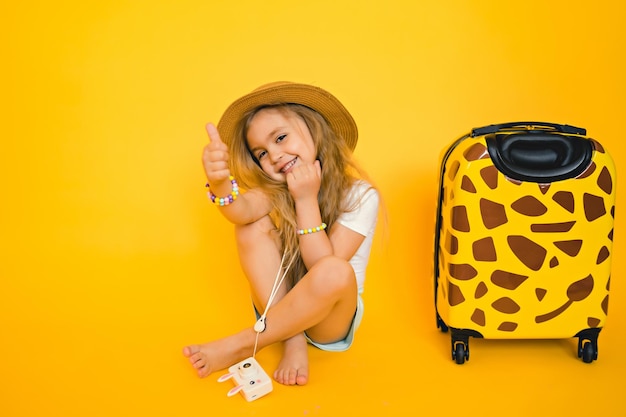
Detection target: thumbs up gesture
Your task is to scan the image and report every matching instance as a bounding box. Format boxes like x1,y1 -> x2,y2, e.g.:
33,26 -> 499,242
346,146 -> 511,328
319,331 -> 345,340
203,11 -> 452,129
202,123 -> 232,187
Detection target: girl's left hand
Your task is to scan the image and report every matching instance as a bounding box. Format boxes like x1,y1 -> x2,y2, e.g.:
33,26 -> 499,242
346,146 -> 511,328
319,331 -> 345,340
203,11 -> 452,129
286,160 -> 322,202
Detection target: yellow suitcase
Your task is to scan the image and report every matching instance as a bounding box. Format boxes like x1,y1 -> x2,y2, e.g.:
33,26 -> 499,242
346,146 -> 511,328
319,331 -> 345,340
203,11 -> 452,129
434,122 -> 616,364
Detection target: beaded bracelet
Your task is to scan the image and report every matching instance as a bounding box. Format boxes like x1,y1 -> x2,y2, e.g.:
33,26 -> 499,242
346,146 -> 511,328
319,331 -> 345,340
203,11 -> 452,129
297,222 -> 327,235
206,176 -> 240,206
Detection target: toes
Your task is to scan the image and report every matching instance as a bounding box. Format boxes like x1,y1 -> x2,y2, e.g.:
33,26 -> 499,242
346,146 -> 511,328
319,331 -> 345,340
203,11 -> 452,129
182,344 -> 212,378
296,370 -> 308,386
273,369 -> 283,384
286,369 -> 298,385
192,358 -> 204,369
182,345 -> 199,358
191,356 -> 210,377
274,368 -> 308,386
197,365 -> 210,378
274,369 -> 289,385
190,353 -> 205,367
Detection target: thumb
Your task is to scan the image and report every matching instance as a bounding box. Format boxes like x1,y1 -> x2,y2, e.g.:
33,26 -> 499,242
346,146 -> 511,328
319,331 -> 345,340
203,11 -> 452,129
205,123 -> 225,145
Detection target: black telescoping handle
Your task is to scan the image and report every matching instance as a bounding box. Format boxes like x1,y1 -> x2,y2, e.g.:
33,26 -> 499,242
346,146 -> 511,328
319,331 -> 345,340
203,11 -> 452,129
471,121 -> 586,137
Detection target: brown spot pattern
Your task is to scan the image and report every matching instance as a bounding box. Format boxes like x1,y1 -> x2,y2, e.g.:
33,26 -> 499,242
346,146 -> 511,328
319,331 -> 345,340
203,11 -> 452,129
471,309 -> 486,326
535,288 -> 547,301
445,231 -> 458,255
449,263 -> 478,280
448,160 -> 460,181
491,270 -> 528,290
596,246 -> 610,264
554,240 -> 583,256
583,193 -> 606,221
549,257 -> 559,268
587,317 -> 601,328
497,322 -> 518,332
472,237 -> 496,261
461,175 -> 476,193
464,143 -> 489,161
480,166 -> 499,189
601,295 -> 609,315
538,184 -> 551,195
592,139 -> 605,153
507,236 -> 547,271
511,196 -> 548,216
448,282 -> 465,306
536,302 -> 571,323
531,221 -> 575,233
597,166 -> 613,194
480,199 -> 508,229
492,297 -> 521,314
567,275 -> 594,302
474,282 -> 488,298
552,191 -> 575,213
451,206 -> 470,232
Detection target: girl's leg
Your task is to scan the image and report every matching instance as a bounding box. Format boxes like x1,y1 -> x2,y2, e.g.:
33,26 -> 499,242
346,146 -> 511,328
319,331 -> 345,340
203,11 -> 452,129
183,255 -> 357,383
234,217 -> 310,385
233,215 -> 284,313
184,215 -> 307,383
258,255 -> 358,345
232,216 -> 358,345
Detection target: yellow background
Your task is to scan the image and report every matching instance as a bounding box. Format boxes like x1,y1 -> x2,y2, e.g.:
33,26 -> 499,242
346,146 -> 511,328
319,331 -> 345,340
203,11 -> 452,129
2,1 -> 625,416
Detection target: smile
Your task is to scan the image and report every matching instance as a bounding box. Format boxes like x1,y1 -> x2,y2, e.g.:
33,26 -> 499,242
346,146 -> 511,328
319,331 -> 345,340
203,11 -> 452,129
280,158 -> 297,173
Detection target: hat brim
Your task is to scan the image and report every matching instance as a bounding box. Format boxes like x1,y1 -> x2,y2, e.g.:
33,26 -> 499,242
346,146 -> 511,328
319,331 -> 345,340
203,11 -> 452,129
217,82 -> 358,151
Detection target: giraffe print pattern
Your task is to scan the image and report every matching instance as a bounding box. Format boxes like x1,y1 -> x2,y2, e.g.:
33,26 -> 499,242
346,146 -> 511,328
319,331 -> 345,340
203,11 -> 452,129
436,134 -> 616,339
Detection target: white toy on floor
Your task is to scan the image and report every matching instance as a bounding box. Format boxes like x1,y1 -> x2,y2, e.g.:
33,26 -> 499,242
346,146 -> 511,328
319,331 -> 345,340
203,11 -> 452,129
217,356 -> 273,402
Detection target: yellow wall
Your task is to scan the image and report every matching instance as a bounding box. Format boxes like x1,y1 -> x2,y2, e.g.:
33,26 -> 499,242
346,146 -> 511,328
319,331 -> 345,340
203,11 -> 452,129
2,1 -> 625,416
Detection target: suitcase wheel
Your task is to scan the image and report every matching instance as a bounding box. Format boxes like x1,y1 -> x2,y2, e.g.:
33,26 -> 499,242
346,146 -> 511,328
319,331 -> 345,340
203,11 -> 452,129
450,330 -> 472,365
576,328 -> 600,363
580,342 -> 595,363
453,342 -> 469,365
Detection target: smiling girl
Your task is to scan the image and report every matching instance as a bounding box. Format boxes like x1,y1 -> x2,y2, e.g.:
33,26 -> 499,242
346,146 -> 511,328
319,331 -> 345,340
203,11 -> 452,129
183,82 -> 380,386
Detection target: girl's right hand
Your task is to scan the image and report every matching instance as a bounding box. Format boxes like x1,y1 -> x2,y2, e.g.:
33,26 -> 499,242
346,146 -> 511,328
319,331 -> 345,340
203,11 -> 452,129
202,123 -> 231,187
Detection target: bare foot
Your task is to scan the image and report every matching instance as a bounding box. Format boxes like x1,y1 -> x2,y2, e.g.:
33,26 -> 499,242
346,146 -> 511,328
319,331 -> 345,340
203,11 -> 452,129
183,331 -> 254,378
273,334 -> 309,385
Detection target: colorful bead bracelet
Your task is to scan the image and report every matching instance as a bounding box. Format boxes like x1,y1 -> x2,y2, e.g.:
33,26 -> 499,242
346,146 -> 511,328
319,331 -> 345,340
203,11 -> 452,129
206,176 -> 240,206
297,222 -> 327,235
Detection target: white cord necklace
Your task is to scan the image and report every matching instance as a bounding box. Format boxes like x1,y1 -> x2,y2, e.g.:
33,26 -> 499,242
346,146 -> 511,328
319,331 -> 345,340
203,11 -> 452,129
252,249 -> 296,357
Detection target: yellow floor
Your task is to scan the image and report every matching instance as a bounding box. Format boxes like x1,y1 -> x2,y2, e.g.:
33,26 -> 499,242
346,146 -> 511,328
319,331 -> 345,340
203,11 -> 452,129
2,1 -> 626,416
2,208 -> 625,416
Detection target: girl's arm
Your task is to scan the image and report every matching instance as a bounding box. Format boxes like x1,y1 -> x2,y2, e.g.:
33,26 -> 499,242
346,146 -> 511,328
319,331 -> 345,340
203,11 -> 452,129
203,122 -> 272,224
211,187 -> 272,225
296,201 -> 367,268
297,180 -> 378,268
288,160 -> 332,267
289,161 -> 371,268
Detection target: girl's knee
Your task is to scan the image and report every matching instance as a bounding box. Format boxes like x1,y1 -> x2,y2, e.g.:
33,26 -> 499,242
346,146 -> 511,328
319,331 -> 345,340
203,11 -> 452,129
310,256 -> 355,291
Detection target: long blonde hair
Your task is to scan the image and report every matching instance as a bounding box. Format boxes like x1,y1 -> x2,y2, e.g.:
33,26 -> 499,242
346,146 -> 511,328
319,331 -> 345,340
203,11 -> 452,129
228,104 -> 374,287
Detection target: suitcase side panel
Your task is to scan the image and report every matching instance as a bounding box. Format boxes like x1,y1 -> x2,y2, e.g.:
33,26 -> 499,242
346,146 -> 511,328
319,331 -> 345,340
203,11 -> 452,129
435,136 -> 615,339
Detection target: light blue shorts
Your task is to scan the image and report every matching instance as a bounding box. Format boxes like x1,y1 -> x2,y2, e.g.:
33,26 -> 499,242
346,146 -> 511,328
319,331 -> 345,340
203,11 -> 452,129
254,294 -> 364,353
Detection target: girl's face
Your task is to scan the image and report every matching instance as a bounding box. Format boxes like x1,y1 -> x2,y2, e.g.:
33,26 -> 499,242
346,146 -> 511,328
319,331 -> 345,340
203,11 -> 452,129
246,108 -> 317,182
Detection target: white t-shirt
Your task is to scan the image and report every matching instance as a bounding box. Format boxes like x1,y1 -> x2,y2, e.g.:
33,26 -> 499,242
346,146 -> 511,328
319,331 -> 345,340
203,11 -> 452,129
337,181 -> 380,295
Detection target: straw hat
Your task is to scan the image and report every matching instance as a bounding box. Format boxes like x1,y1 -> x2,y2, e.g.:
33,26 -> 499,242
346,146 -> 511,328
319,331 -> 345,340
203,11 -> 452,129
217,81 -> 358,151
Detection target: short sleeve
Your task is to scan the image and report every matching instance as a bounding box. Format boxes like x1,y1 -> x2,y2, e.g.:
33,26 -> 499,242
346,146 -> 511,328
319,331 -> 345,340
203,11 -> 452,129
337,182 -> 379,236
